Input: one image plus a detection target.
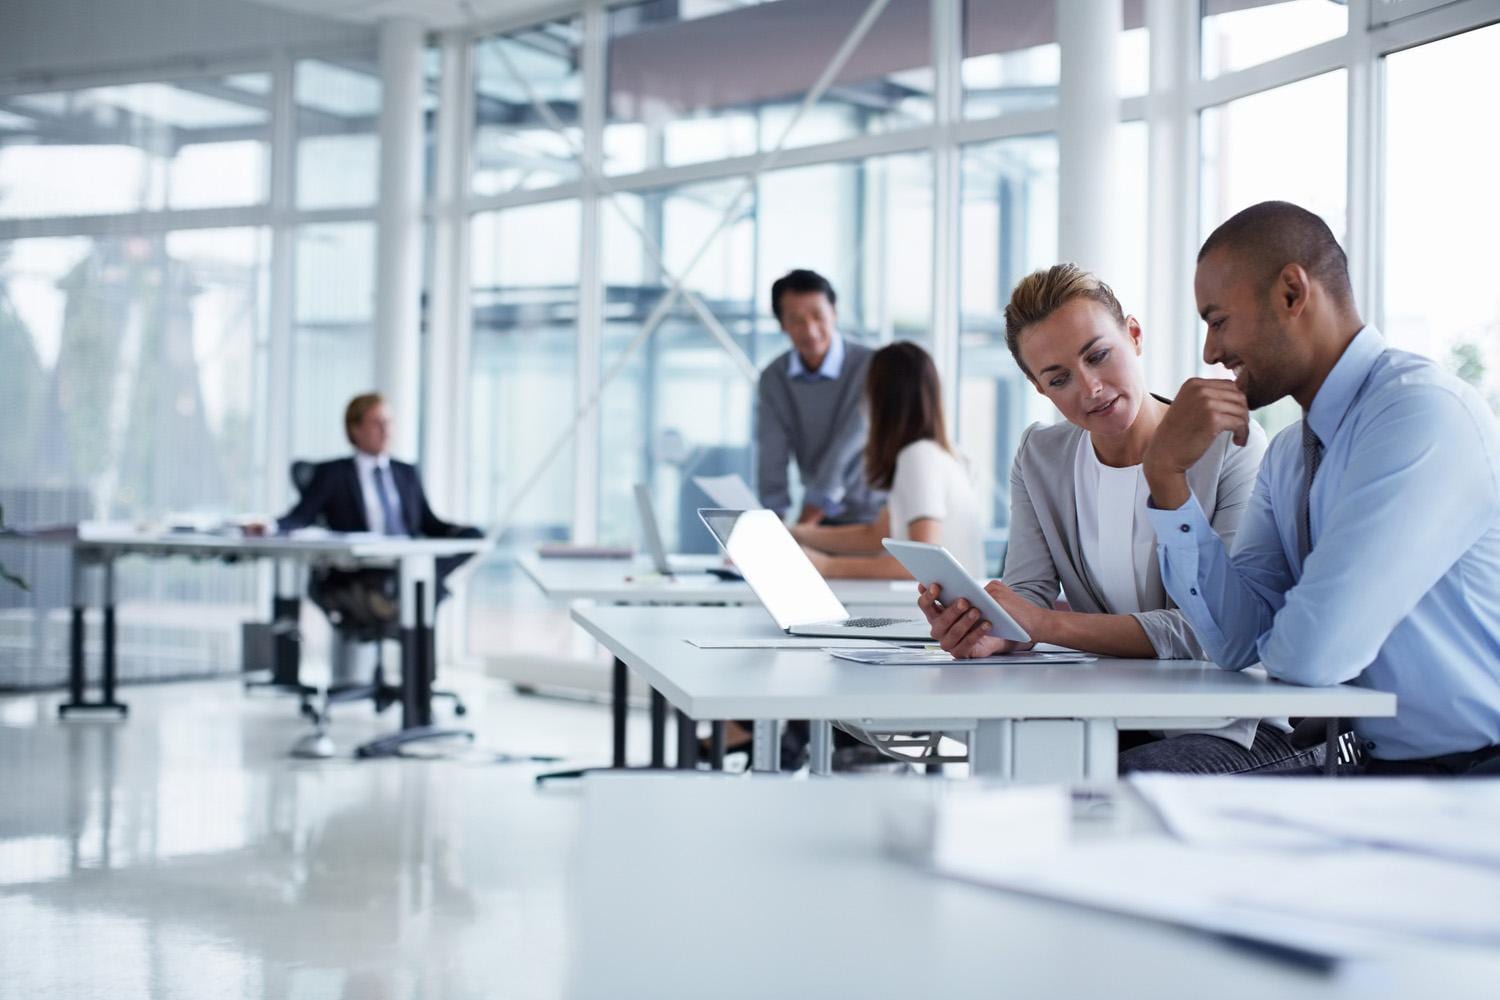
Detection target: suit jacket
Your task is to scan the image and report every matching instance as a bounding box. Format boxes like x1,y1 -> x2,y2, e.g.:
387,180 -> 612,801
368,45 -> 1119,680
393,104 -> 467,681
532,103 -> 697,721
277,457 -> 467,538
1002,408 -> 1268,660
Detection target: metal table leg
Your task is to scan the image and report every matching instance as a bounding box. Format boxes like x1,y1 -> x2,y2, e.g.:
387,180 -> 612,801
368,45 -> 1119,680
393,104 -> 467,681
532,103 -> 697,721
59,549 -> 127,719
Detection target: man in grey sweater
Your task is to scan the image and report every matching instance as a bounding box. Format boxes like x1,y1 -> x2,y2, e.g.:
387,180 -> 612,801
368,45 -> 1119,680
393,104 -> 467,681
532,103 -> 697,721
756,269 -> 884,525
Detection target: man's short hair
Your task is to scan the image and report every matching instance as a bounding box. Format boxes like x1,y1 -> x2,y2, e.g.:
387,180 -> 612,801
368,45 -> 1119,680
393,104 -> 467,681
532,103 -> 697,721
1003,263 -> 1127,379
1198,200 -> 1355,308
770,269 -> 837,322
344,392 -> 384,445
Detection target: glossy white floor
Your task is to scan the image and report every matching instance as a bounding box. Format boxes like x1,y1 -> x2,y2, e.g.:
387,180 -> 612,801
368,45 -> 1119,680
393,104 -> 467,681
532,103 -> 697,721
0,672 -> 653,1000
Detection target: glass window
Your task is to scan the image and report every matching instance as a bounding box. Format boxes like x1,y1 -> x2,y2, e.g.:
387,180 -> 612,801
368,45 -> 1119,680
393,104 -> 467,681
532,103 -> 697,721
597,151 -> 933,549
957,135 -> 1058,547
472,18 -> 584,196
0,76 -> 271,218
1200,70 -> 1346,432
295,58 -> 381,210
963,1 -> 1148,119
1384,23 -> 1500,413
605,0 -> 933,176
1201,0 -> 1348,79
468,200 -> 580,543
291,222 -> 376,461
0,229 -> 268,686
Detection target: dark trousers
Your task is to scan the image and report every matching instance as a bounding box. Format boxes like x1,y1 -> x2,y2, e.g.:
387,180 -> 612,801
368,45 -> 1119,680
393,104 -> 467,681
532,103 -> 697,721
1361,743 -> 1500,777
311,528 -> 483,631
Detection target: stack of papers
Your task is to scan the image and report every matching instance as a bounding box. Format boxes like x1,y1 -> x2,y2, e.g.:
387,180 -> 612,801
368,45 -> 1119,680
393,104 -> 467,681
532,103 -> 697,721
924,777 -> 1500,962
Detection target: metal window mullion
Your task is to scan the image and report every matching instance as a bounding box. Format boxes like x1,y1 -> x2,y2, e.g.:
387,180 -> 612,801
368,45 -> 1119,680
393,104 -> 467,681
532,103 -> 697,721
1346,0 -> 1383,328
573,0 -> 608,544
931,0 -> 962,435
265,48 -> 297,517
1192,35 -> 1355,111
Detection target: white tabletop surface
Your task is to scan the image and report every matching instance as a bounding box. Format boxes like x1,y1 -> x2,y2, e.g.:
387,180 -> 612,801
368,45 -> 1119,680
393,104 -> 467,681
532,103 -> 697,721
517,551 -> 920,606
24,524 -> 488,559
569,775 -> 1499,1000
569,605 -> 1398,724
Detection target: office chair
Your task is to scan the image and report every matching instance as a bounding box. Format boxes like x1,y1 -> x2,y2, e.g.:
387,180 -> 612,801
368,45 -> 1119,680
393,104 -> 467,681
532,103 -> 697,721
289,459 -> 467,725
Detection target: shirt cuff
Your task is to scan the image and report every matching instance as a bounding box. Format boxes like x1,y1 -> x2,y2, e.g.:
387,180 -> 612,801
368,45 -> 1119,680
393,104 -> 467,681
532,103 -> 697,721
802,490 -> 843,517
1146,491 -> 1215,551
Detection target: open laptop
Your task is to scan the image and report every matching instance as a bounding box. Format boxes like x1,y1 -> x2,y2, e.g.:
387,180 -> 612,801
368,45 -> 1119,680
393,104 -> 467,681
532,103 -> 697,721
634,484 -> 741,581
698,508 -> 933,640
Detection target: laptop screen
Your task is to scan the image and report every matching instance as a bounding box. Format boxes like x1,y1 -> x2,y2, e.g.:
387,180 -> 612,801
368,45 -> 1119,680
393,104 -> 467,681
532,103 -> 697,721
633,483 -> 672,574
698,509 -> 848,630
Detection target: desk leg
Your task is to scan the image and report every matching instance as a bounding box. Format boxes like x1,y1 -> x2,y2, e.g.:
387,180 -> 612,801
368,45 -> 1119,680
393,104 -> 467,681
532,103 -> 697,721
968,720 -> 1014,779
1083,720 -> 1117,781
675,709 -> 698,770
751,720 -> 780,773
67,552 -> 84,709
611,656 -> 628,768
809,721 -> 833,776
356,554 -> 473,759
650,690 -> 667,768
100,556 -> 118,710
59,551 -> 127,719
709,722 -> 726,770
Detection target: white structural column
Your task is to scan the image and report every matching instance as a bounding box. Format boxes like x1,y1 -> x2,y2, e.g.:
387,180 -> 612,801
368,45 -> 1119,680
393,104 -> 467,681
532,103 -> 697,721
423,32 -> 472,515
1056,0 -> 1121,275
929,0 -> 963,432
1144,0 -> 1201,393
375,17 -> 427,460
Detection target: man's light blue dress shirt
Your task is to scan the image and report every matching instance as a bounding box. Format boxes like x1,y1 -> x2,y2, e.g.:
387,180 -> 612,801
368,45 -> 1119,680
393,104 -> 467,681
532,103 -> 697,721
1147,327 -> 1500,760
786,332 -> 847,514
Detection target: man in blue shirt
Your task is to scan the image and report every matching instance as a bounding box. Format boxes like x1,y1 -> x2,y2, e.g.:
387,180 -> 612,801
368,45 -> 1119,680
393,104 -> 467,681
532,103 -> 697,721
1141,200 -> 1500,776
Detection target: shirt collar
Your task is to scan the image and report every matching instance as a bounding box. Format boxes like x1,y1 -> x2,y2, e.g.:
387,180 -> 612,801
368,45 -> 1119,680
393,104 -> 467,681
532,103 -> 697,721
787,332 -> 845,381
1306,325 -> 1385,445
354,450 -> 390,473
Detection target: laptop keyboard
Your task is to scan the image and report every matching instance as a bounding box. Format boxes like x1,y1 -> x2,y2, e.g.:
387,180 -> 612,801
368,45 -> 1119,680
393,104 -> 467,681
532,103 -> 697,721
841,616 -> 910,629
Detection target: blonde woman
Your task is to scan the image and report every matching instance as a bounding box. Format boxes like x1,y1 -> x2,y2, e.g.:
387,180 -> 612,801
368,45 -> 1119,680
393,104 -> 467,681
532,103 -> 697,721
918,264 -> 1315,773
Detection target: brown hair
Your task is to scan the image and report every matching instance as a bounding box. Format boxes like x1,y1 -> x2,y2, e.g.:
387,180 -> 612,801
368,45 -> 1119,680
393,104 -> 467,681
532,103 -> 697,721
344,392 -> 385,445
1003,264 -> 1126,379
864,341 -> 951,492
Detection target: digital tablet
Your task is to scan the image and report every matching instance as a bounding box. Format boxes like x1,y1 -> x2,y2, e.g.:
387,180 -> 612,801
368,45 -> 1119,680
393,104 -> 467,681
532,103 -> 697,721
882,539 -> 1031,643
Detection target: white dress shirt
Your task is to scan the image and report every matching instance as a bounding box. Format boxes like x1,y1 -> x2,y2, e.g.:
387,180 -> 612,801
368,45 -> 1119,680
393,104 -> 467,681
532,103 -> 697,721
355,451 -> 407,537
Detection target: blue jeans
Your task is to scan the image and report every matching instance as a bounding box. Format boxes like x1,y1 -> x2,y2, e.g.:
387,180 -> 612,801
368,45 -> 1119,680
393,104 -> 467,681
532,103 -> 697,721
1118,723 -> 1323,775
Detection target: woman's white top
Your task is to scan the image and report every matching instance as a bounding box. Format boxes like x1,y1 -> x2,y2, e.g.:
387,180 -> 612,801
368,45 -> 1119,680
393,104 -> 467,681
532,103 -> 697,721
1073,434 -> 1261,750
1072,434 -> 1164,615
887,439 -> 988,578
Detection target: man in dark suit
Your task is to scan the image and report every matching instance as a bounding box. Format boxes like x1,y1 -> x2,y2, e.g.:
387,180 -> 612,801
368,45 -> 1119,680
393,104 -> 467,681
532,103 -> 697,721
250,392 -> 481,624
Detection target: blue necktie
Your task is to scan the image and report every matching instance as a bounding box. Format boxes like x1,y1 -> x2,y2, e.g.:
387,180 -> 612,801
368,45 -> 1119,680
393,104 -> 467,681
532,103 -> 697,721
1297,421 -> 1323,563
372,465 -> 402,536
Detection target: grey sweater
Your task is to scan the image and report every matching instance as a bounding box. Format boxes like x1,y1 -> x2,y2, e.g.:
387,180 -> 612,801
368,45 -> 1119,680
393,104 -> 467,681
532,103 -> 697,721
755,340 -> 885,522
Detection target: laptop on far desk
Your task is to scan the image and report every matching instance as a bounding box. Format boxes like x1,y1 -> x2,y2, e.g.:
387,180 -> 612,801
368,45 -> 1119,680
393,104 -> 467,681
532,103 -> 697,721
698,508 -> 933,641
633,484 -> 742,581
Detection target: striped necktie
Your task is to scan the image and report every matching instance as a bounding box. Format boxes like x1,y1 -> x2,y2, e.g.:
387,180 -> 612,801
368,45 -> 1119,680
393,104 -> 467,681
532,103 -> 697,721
372,464 -> 403,536
1297,421 -> 1323,563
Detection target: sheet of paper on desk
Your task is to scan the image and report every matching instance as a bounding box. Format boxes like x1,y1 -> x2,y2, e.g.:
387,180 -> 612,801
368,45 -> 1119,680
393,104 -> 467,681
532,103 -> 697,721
684,638 -> 898,650
829,648 -> 1096,665
691,474 -> 763,510
1131,774 -> 1500,868
932,836 -> 1500,960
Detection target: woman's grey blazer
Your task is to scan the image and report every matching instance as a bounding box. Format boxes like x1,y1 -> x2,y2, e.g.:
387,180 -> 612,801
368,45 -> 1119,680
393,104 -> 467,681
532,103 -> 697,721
1002,413 -> 1268,659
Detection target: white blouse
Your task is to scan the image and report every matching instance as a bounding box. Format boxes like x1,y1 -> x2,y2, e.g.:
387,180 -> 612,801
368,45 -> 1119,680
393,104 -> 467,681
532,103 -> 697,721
887,439 -> 987,578
1072,434 -> 1164,615
1073,434 -> 1260,749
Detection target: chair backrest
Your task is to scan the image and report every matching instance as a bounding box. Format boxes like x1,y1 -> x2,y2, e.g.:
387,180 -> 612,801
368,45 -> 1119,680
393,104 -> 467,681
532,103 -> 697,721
290,460 -> 317,497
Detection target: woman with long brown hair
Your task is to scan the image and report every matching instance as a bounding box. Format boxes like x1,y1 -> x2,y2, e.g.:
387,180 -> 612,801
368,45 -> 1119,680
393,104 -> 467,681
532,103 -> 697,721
792,341 -> 985,578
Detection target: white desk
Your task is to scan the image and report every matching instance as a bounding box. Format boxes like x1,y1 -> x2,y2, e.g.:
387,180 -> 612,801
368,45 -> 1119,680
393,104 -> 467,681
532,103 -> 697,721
518,552 -> 922,774
26,526 -> 486,757
569,605 -> 1397,780
570,775 -> 1500,999
516,552 -> 915,606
